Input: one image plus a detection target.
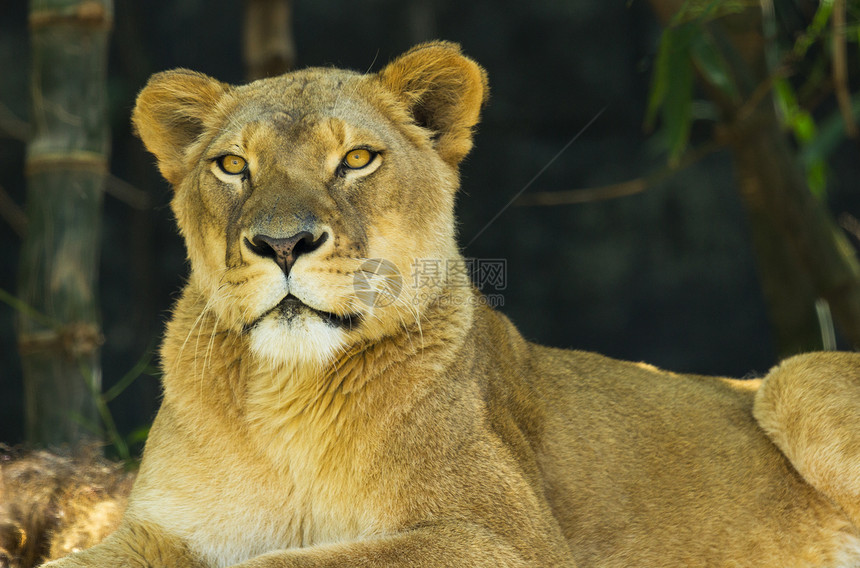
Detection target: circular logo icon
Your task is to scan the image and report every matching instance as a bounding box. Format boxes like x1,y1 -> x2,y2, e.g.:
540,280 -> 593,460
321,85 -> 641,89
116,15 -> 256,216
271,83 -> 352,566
354,258 -> 403,308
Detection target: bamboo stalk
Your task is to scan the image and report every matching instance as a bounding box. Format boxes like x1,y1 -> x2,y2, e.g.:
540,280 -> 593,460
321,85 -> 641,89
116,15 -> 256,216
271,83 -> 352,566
243,0 -> 295,81
832,0 -> 857,138
18,0 -> 113,447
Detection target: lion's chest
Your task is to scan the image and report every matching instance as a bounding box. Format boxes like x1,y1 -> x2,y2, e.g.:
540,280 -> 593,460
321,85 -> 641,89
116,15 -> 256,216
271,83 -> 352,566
182,464 -> 365,568
132,396 -> 385,568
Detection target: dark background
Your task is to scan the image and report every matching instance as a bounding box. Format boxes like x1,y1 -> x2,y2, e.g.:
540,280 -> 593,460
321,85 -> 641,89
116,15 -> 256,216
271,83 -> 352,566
2,0 -> 857,445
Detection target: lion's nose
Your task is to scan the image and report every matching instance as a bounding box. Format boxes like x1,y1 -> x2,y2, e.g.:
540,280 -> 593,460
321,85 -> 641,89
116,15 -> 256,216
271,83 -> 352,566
245,231 -> 328,276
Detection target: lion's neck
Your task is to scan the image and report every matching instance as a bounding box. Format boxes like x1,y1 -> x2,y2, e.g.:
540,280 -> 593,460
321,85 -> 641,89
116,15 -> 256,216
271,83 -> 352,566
159,282 -> 475,440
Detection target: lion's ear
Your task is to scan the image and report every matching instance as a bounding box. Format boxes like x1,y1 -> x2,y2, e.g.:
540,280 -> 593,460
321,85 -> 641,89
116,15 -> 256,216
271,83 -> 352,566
378,41 -> 489,167
132,69 -> 230,187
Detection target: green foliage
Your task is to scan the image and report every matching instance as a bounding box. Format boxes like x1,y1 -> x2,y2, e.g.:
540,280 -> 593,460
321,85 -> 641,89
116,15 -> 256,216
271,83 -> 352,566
669,0 -> 751,24
77,349 -> 157,464
773,78 -> 827,196
647,0 -> 860,196
646,23 -> 695,164
646,3 -> 739,164
0,287 -> 56,329
792,0 -> 834,59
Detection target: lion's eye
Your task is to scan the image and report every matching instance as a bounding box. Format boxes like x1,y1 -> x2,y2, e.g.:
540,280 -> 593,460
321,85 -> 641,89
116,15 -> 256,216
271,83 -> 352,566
217,155 -> 248,175
342,148 -> 375,170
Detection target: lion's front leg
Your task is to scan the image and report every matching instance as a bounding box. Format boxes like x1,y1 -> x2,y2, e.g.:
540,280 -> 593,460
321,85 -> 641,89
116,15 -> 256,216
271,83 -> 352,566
230,522 -> 573,568
40,522 -> 203,568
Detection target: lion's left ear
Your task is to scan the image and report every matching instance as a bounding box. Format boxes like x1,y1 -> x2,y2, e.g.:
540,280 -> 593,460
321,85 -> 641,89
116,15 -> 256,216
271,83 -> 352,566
132,69 -> 230,187
378,41 -> 489,167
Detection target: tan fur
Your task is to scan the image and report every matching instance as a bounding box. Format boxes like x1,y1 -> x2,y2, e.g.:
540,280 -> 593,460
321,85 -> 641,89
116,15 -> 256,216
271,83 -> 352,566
755,353 -> 860,529
40,42 -> 860,567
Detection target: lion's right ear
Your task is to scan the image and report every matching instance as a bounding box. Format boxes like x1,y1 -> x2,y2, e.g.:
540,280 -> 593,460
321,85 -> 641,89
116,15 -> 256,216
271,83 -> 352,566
132,70 -> 230,187
378,42 -> 489,167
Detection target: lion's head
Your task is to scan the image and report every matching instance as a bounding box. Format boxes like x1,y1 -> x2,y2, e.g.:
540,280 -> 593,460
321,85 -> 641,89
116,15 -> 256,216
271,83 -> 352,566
132,42 -> 487,372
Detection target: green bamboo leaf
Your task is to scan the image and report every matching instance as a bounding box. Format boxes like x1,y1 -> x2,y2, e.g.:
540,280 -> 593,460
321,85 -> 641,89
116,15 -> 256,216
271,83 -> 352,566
0,287 -> 59,329
793,0 -> 835,58
663,26 -> 696,163
67,412 -> 103,437
774,78 -> 828,197
102,348 -> 155,403
671,0 -> 748,26
127,426 -> 151,446
793,114 -> 817,144
78,360 -> 130,462
773,78 -> 798,118
646,26 -> 674,131
807,162 -> 827,198
690,31 -> 738,101
774,78 -> 816,143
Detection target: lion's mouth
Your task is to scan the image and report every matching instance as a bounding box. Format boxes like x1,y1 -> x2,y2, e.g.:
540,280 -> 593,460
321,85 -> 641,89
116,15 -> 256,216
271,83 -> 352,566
253,294 -> 360,331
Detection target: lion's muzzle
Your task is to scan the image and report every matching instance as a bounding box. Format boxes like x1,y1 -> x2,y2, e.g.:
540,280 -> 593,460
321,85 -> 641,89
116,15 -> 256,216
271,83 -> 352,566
245,230 -> 329,277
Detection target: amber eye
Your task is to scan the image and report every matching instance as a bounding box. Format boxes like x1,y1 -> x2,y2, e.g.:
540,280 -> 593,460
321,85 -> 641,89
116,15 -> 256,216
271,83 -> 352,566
217,155 -> 247,175
343,148 -> 374,170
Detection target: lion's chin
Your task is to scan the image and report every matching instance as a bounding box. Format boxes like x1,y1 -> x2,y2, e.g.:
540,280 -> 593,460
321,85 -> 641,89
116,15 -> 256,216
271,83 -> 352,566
247,300 -> 349,369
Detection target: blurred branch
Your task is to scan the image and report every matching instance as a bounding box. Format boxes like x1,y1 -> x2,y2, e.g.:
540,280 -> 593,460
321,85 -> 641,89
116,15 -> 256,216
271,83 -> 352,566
516,179 -> 647,207
0,100 -> 30,141
839,212 -> 860,243
832,0 -> 856,138
106,175 -> 150,210
516,142 -> 722,206
0,183 -> 27,237
735,64 -> 784,125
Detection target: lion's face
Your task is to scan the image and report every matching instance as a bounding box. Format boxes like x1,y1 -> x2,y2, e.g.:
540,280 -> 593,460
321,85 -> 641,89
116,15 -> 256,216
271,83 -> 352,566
169,71 -> 461,368
132,43 -> 487,369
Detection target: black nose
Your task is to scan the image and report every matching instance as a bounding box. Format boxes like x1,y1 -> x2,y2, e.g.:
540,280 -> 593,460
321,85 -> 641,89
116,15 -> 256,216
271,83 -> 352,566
245,231 -> 328,276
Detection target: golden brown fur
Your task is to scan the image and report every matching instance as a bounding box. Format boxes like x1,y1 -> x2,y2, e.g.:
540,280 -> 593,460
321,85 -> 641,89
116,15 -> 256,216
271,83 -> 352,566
39,42 -> 860,567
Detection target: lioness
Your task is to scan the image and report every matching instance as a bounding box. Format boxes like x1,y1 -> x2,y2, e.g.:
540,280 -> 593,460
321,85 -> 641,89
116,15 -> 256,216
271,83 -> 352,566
44,42 -> 860,567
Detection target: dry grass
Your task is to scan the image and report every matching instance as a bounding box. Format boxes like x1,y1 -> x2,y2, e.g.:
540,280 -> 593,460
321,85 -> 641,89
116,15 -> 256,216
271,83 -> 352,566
0,446 -> 133,568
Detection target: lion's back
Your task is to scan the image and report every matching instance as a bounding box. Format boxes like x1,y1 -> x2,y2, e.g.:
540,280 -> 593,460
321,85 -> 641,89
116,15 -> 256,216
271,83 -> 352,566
522,345 -> 858,566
